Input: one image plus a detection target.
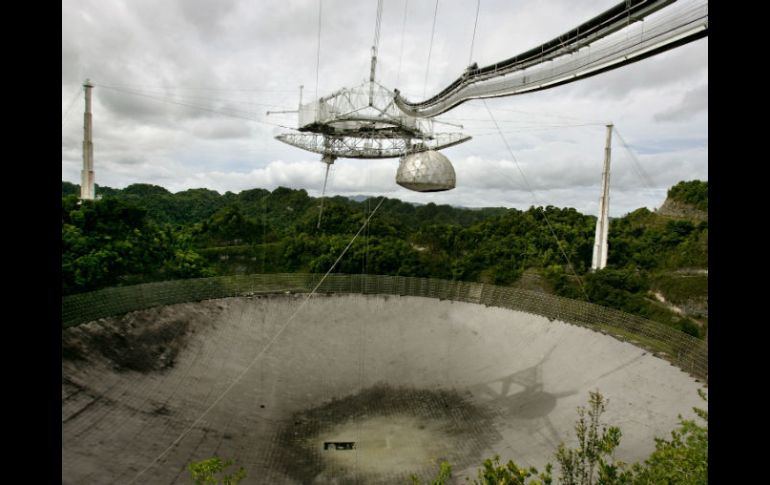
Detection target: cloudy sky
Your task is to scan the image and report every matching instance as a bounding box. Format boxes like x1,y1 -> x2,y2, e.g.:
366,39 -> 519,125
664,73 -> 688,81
62,0 -> 707,217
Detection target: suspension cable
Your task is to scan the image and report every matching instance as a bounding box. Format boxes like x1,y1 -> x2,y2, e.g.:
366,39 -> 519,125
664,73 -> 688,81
126,196 -> 386,484
61,86 -> 82,126
482,100 -> 589,299
369,0 -> 385,100
262,191 -> 270,273
468,0 -> 481,65
94,83 -> 294,109
423,0 -> 440,98
613,126 -> 656,190
94,84 -> 297,129
373,0 -> 384,56
91,82 -> 298,93
396,0 -> 409,86
315,0 -> 323,100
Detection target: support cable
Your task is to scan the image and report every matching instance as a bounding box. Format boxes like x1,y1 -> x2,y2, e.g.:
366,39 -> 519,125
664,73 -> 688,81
262,192 -> 270,273
469,123 -> 604,137
471,102 -> 606,125
373,0 -> 384,55
369,0 -> 385,103
613,126 -> 656,190
356,164 -> 374,476
127,196 -> 386,484
468,0 -> 481,65
396,0 -> 409,86
61,87 -> 82,126
482,100 -> 589,299
315,0 -> 323,100
105,282 -> 250,484
94,84 -> 293,110
423,0 -> 440,98
91,82 -> 298,94
94,84 -> 298,130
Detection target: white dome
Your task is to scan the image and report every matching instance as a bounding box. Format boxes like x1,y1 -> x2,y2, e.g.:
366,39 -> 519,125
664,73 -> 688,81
396,150 -> 456,192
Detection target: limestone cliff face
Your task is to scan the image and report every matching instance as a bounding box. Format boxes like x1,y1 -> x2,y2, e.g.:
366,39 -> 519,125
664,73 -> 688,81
656,197 -> 708,221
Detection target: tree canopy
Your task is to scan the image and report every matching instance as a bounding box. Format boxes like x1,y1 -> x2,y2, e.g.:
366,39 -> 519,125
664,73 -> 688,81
667,180 -> 708,211
62,180 -> 707,336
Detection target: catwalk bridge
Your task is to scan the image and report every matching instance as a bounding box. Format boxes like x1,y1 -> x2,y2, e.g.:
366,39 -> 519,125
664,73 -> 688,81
394,0 -> 708,118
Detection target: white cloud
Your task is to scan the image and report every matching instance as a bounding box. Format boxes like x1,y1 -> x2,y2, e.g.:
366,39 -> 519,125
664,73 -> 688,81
62,0 -> 707,217
654,84 -> 708,122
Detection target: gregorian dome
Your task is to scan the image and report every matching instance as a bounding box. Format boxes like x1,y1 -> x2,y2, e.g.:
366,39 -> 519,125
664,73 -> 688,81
396,150 -> 456,192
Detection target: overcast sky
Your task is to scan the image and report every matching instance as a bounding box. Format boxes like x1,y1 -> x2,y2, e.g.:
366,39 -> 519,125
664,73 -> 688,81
62,0 -> 707,217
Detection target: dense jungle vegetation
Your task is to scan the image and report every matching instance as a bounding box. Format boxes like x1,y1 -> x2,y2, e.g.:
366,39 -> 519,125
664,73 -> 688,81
62,180 -> 708,338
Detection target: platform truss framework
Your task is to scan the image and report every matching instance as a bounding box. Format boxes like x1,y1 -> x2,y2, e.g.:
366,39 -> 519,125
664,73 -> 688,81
275,80 -> 471,159
276,131 -> 471,159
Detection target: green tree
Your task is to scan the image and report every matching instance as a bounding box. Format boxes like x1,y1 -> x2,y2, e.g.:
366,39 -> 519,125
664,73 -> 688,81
667,180 -> 708,211
554,391 -> 631,485
471,456 -> 553,485
584,268 -> 648,314
414,390 -> 707,485
188,457 -> 246,485
62,181 -> 80,196
630,389 -> 708,484
409,461 -> 452,485
62,196 -> 212,294
62,179 -> 707,336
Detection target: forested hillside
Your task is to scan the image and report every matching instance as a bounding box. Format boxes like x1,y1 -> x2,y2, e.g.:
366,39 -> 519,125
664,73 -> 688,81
657,180 -> 708,220
62,180 -> 708,337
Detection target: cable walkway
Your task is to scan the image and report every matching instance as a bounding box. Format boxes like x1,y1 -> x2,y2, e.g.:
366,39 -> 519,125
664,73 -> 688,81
395,0 -> 708,117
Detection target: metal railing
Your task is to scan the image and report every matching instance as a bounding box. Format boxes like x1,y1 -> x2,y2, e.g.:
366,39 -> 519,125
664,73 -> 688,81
396,0 -> 708,117
62,273 -> 707,381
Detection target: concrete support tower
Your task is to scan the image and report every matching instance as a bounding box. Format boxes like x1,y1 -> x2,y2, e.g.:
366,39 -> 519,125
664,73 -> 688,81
80,79 -> 95,200
591,124 -> 613,271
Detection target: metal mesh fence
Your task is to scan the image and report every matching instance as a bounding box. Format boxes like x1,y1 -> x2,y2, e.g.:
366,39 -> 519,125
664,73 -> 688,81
62,273 -> 707,381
